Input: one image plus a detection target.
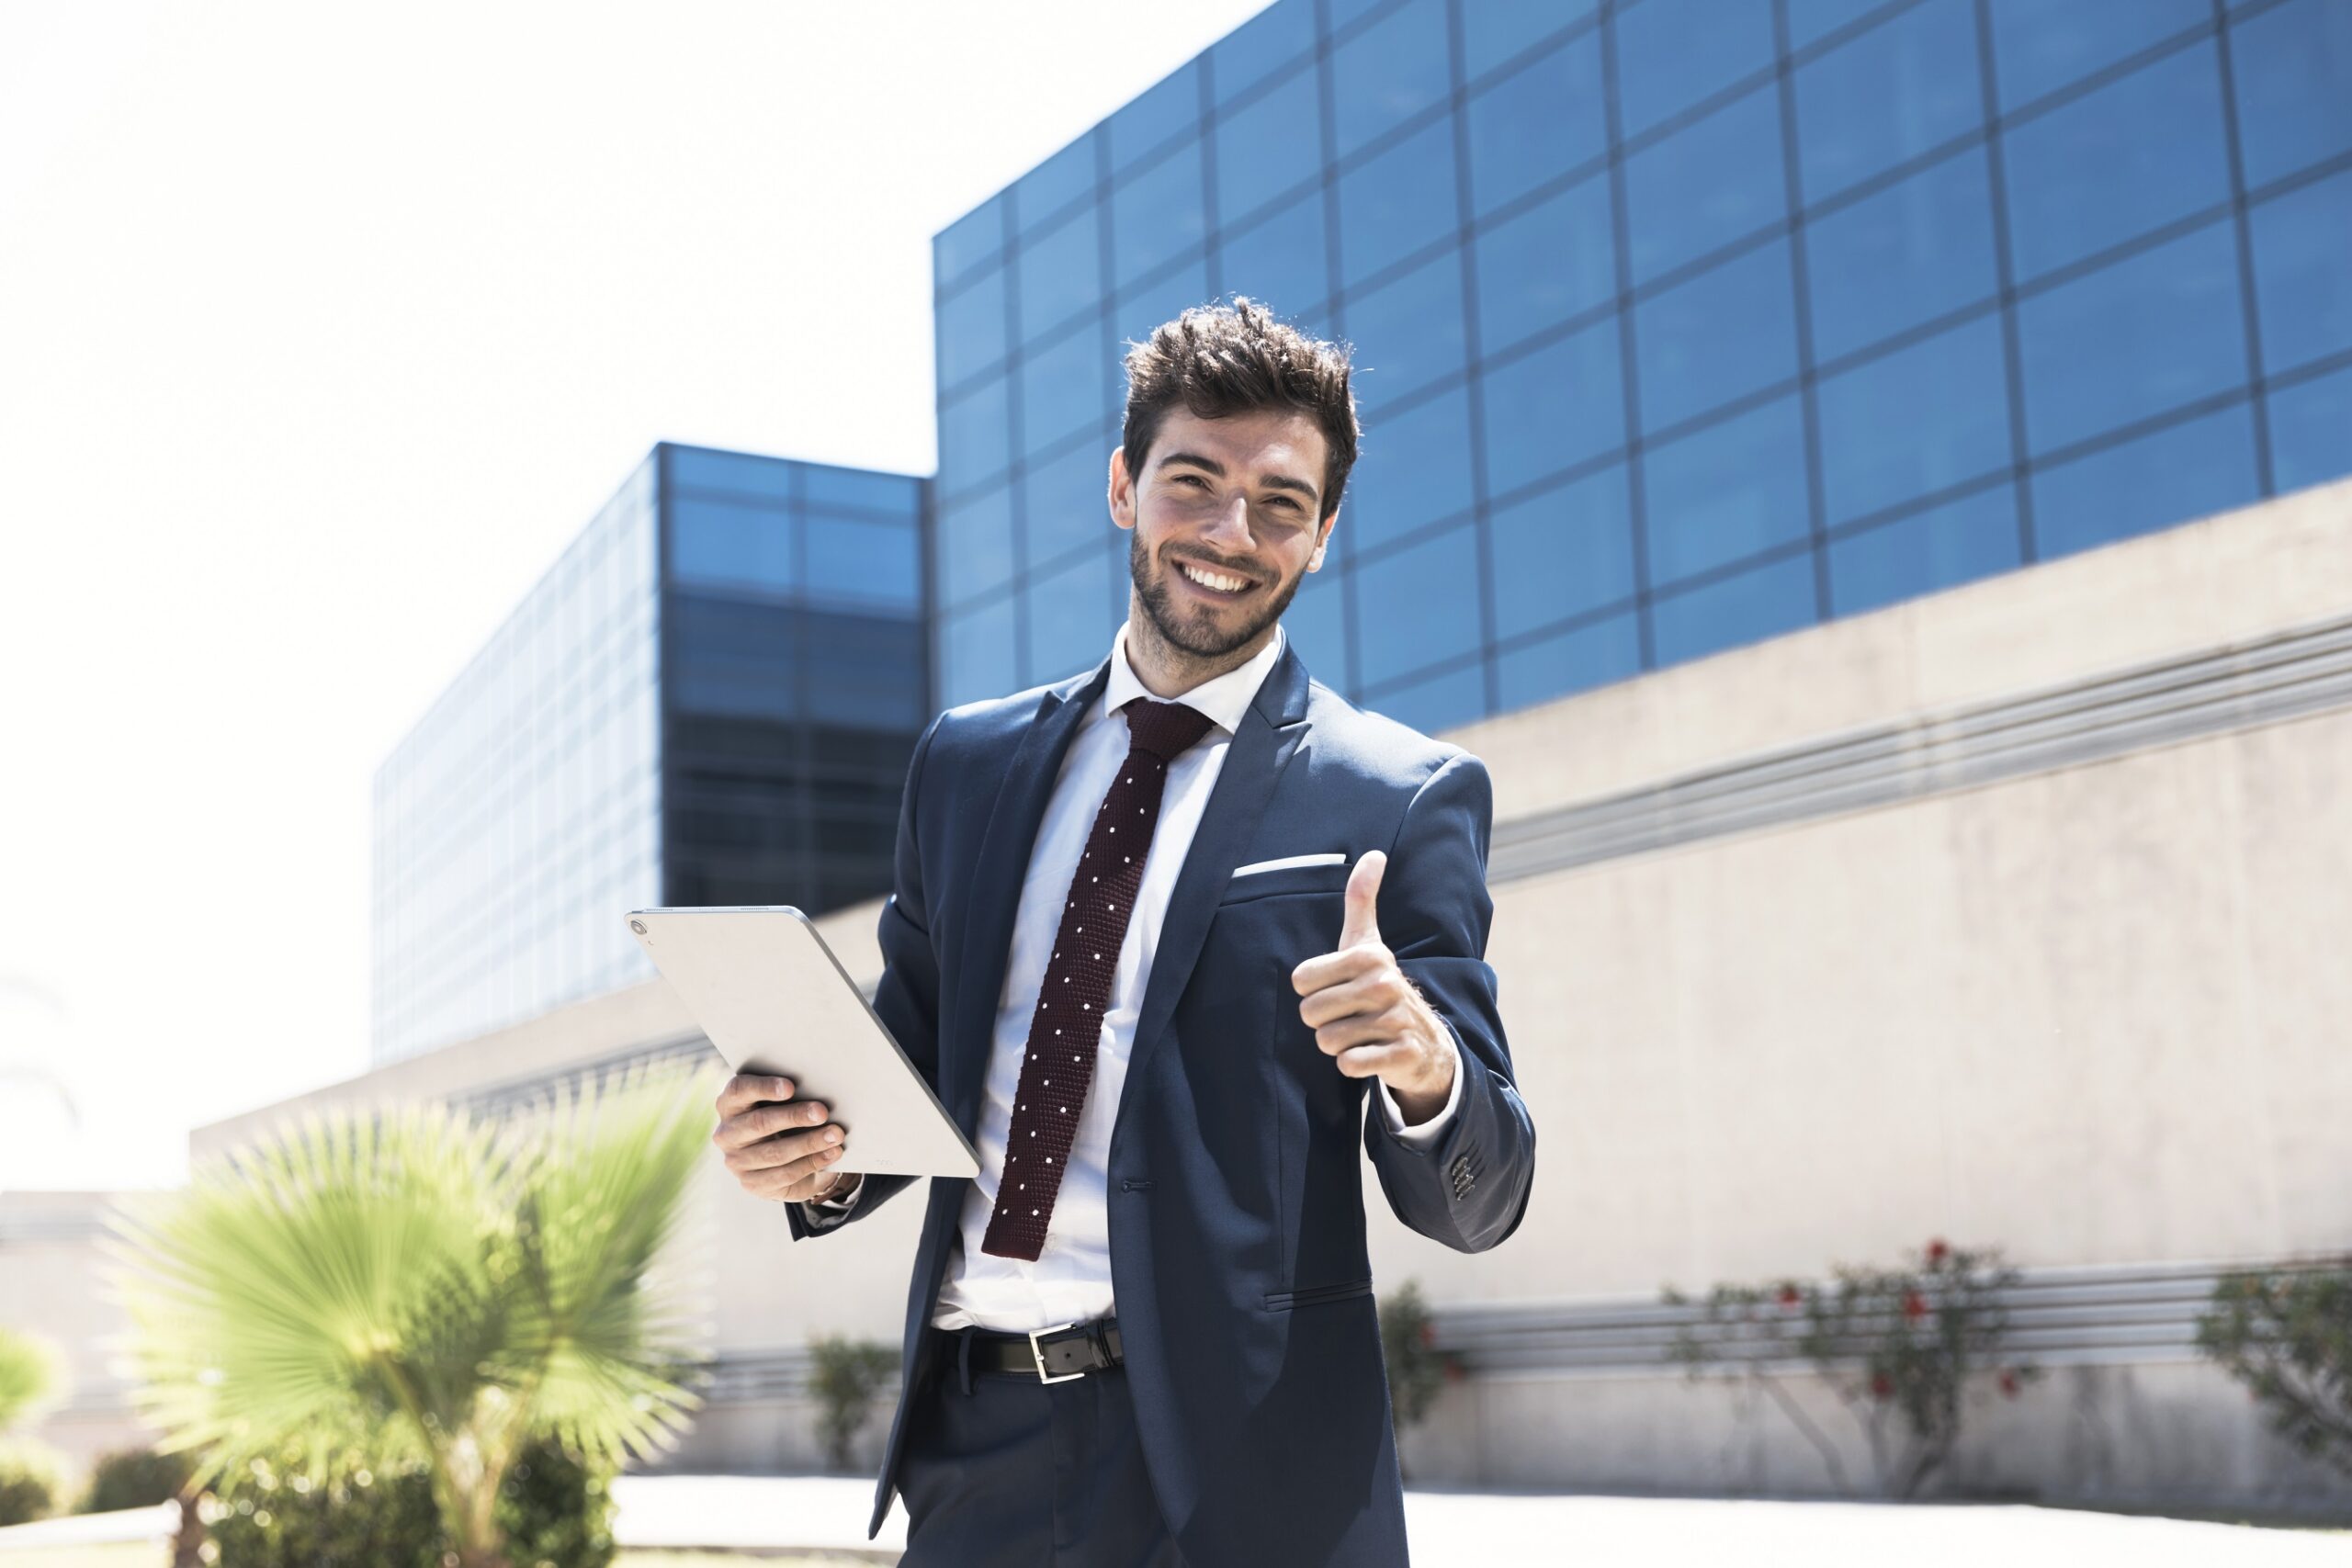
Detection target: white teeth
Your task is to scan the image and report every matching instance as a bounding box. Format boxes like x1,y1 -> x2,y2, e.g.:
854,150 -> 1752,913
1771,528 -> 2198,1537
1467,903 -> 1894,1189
1181,561 -> 1249,594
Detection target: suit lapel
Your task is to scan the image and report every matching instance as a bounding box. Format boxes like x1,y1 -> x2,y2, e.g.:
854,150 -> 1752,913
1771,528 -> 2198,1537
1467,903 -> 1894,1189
1110,636 -> 1314,1154
944,652 -> 1114,1136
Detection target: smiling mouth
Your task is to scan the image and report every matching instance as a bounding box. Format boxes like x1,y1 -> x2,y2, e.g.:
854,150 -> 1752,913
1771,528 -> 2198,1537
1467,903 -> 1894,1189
1173,558 -> 1256,598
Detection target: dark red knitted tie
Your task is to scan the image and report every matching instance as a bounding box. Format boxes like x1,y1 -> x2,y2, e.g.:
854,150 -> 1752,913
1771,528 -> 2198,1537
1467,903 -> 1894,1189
980,695 -> 1217,1261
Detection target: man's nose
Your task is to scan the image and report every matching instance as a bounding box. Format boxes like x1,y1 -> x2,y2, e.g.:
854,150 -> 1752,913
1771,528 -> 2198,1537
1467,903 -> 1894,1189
1200,492 -> 1256,551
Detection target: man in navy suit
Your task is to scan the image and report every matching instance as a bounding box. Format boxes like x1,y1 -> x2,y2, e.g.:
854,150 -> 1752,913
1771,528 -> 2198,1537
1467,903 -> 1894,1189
711,297 -> 1536,1566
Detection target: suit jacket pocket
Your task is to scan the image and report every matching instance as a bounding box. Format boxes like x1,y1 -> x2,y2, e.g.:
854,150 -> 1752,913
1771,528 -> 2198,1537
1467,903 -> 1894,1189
1262,1275 -> 1374,1312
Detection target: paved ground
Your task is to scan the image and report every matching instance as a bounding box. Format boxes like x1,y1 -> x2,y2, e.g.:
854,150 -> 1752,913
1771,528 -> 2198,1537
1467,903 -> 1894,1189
5,1473 -> 2346,1564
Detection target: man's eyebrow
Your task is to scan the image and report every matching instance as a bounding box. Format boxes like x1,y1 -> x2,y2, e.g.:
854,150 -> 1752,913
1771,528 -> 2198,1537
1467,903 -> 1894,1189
1155,449 -> 1319,503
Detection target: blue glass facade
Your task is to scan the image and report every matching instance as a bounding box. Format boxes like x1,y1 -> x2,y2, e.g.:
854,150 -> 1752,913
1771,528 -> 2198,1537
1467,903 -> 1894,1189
372,443 -> 928,1068
927,0 -> 2352,738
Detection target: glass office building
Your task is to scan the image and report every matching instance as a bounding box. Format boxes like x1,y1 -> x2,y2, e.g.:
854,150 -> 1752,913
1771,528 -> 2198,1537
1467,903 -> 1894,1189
927,0 -> 2352,734
371,443 -> 928,1068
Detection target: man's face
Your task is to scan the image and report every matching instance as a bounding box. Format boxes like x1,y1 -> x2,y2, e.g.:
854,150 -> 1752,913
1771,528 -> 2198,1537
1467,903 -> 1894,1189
1109,405 -> 1337,661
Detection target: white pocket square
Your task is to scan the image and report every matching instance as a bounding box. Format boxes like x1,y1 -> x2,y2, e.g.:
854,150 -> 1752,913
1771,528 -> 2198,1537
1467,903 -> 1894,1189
1231,852 -> 1349,877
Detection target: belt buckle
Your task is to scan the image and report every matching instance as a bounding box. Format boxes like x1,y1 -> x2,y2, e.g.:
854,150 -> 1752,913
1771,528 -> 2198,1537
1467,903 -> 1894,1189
1028,1321 -> 1087,1384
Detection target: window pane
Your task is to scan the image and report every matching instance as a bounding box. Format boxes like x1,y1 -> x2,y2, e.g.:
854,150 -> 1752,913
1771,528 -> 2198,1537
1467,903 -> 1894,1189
671,496 -> 794,594
1015,133 -> 1099,237
1212,0 -> 1317,107
1344,248 -> 1469,415
1479,318 -> 1626,499
1021,325 -> 1110,460
1465,32 -> 1608,218
1356,524 -> 1482,686
1463,0 -> 1597,82
807,516 -> 920,612
2267,364 -> 2352,495
1635,238 -> 1801,434
2249,167 -> 2352,377
1490,464 -> 1636,637
1614,0 -> 1777,139
1017,204 -> 1102,348
2003,42 -> 2231,285
1347,385 -> 1477,550
2231,0 -> 2352,187
941,376 -> 1012,492
1110,254 -> 1212,367
937,194 -> 1005,287
1475,173 -> 1617,355
1804,147 -> 1999,363
1024,546 -> 1116,683
805,467 -> 920,517
1215,64 -> 1323,229
1788,0 -> 1892,51
1112,59 -> 1200,175
1023,439 -> 1111,570
1366,658 -> 1487,735
1642,395 -> 1812,584
1826,486 -> 2021,616
1331,0 -> 1453,161
2015,220 -> 2245,453
938,484 -> 1014,608
939,264 -> 1007,389
1336,117 -> 1459,288
2030,402 -> 2261,559
1112,138 -> 1208,292
942,595 -> 1018,708
1816,315 -> 2012,524
1649,553 -> 1818,666
1284,567 -> 1351,687
670,446 -> 795,502
1987,0 -> 2209,113
1497,613 -> 1644,711
1217,197 -> 1332,321
1624,85 -> 1786,285
1794,0 -> 1983,202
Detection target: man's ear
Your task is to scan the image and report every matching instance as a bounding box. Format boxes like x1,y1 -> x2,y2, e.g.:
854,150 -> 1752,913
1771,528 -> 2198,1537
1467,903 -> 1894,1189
1307,508 -> 1337,570
1108,446 -> 1134,530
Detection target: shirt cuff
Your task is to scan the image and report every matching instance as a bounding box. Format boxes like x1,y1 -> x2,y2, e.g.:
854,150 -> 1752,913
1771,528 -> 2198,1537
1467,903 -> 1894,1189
809,1175 -> 864,1213
1375,1023 -> 1464,1146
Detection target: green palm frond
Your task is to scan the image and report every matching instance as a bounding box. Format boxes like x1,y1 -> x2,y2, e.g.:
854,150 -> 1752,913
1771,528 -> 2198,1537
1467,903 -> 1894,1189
0,1327 -> 68,1432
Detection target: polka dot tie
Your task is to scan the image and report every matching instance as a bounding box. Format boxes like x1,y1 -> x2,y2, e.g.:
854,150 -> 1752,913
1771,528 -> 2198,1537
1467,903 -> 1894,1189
979,695 -> 1217,1261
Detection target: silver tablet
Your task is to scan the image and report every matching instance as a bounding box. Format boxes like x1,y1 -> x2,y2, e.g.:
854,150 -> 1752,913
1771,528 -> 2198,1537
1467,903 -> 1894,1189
627,906 -> 979,1179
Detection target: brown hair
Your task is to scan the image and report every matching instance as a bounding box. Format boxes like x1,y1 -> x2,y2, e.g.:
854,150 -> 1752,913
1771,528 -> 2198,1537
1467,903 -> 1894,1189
1119,295 -> 1360,525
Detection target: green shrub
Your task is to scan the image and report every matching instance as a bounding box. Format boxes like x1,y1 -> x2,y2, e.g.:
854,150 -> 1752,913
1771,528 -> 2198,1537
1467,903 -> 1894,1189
2196,1262 -> 2352,1481
0,1438 -> 68,1527
807,1335 -> 898,1472
79,1444 -> 196,1514
198,1433 -> 614,1568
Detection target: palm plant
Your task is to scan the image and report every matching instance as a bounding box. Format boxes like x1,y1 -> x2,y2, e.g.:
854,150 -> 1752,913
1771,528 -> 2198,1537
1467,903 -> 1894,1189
99,1059 -> 719,1568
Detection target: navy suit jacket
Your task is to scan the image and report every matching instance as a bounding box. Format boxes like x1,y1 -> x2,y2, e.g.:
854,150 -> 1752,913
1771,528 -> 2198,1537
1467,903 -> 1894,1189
785,630 -> 1537,1566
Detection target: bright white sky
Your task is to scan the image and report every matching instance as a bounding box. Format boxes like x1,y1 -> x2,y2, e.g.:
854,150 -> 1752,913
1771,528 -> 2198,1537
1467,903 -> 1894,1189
0,0 -> 1271,1191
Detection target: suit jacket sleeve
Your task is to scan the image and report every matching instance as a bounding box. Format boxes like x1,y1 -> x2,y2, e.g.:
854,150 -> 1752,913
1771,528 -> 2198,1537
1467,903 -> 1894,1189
1362,750 -> 1535,1252
786,707 -> 945,1241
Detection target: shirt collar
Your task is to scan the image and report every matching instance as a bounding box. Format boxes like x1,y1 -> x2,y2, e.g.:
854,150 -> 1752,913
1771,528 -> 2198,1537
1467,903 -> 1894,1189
1097,615 -> 1287,739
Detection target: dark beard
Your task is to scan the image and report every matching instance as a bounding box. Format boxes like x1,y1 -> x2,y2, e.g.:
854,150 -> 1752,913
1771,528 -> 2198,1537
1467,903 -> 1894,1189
1128,530 -> 1303,663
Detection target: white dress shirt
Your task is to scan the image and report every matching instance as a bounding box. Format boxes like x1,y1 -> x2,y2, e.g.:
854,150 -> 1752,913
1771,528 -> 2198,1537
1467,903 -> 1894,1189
814,615 -> 1463,1333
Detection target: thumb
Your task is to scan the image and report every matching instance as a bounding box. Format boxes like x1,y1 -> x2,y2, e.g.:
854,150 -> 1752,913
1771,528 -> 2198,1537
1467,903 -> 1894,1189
1338,850 -> 1385,950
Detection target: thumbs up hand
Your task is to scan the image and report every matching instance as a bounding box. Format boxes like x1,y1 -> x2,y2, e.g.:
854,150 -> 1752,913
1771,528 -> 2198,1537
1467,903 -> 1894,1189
1289,850 -> 1457,1124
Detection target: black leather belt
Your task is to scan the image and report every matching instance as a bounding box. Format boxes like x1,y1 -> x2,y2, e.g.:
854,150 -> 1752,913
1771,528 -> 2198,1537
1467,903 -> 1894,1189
947,1316 -> 1124,1382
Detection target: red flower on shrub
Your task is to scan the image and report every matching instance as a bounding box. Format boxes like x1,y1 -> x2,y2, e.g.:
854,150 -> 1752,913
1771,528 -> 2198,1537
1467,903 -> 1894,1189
1903,1290 -> 1928,1321
1777,1283 -> 1802,1307
1926,1237 -> 1950,1265
1870,1371 -> 1893,1400
1418,1321 -> 1435,1348
1998,1370 -> 2020,1397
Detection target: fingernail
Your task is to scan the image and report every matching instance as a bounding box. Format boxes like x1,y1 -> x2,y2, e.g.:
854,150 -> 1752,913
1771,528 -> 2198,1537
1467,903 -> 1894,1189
824,1127 -> 842,1143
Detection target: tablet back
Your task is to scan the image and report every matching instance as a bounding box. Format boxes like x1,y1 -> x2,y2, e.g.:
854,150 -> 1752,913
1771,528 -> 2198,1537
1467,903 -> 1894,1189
627,906 -> 979,1179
